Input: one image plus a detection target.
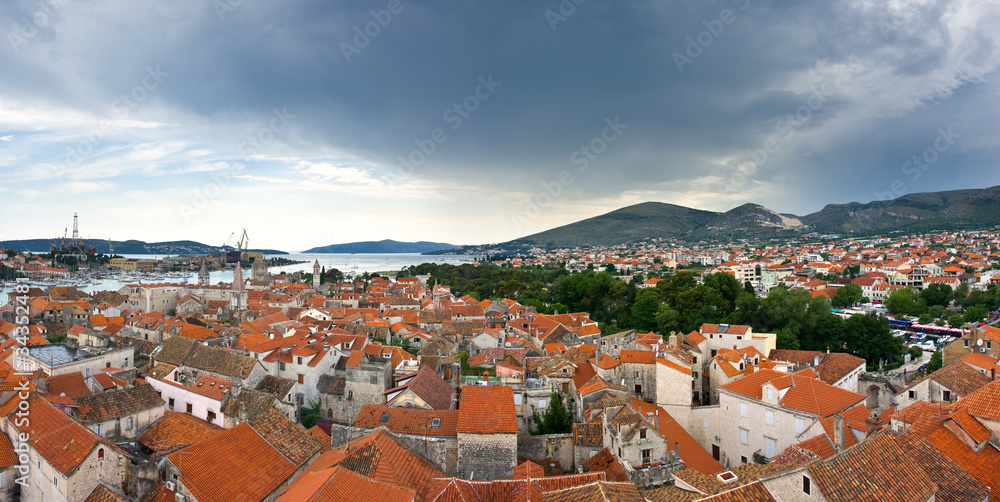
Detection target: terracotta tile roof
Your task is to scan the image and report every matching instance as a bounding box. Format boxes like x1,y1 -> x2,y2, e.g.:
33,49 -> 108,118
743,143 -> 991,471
721,369 -> 865,417
306,425 -> 331,452
950,378 -> 1000,421
168,423 -> 297,502
543,481 -> 646,502
574,422 -> 603,446
387,365 -> 455,410
696,481 -> 777,502
894,400 -> 949,436
812,353 -> 865,385
809,431 -> 938,502
594,354 -> 621,370
248,407 -> 323,466
794,433 -> 835,459
700,324 -> 750,335
142,483 -> 178,502
11,396 -> 113,475
926,362 -> 991,398
137,411 -> 223,455
0,433 -> 17,468
417,472 -> 606,501
276,465 -> 416,502
582,448 -> 629,482
629,399 -> 723,475
769,444 -> 822,464
354,404 -> 459,437
304,430 -> 444,490
47,371 -> 92,399
185,343 -> 259,379
618,350 -> 654,364
958,352 -> 998,371
256,374 -> 296,400
672,463 -> 793,497
83,483 -> 130,502
896,432 -> 990,502
75,384 -> 164,423
457,385 -> 518,434
927,426 -> 1000,494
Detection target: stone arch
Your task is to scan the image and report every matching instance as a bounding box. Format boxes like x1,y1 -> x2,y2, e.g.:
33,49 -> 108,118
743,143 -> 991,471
866,385 -> 881,410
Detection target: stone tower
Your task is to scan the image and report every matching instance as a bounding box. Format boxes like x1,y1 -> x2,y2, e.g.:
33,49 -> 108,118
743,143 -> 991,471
198,260 -> 210,286
230,263 -> 247,312
312,259 -> 321,288
252,259 -> 269,283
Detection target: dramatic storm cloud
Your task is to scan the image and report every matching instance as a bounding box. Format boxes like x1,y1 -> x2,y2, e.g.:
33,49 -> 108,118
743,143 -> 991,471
1,0 -> 998,249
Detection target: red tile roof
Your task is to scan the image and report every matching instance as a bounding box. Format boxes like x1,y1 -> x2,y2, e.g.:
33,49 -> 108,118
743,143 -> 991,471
276,465 -> 416,502
355,404 -> 459,437
458,385 -> 518,434
137,411 -> 223,455
303,430 -> 444,490
12,396 -> 113,475
47,371 -> 92,399
167,423 -> 297,502
721,369 -> 865,417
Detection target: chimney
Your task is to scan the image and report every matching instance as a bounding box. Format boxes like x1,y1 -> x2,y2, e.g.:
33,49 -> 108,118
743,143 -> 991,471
865,415 -> 883,438
833,415 -> 845,452
674,442 -> 679,456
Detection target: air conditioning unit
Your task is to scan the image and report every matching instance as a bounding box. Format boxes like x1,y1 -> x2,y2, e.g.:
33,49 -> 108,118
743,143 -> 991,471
165,481 -> 176,492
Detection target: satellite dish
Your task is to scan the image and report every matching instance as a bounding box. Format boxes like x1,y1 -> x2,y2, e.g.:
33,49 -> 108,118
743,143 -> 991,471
977,339 -> 983,347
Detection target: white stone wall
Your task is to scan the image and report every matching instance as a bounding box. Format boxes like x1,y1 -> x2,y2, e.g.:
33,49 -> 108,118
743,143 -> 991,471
717,391 -> 820,468
146,378 -> 226,427
3,422 -> 126,502
87,405 -> 164,441
762,466 -> 827,502
655,362 -> 693,408
26,347 -> 135,377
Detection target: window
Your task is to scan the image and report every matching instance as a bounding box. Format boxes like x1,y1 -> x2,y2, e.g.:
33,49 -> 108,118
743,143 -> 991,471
965,339 -> 970,348
106,362 -> 111,369
739,402 -> 747,417
908,390 -> 916,399
53,476 -> 58,487
639,429 -> 646,439
126,416 -> 134,430
795,417 -> 805,433
432,418 -> 441,428
98,448 -> 105,461
766,388 -> 773,400
635,384 -> 642,394
765,436 -> 776,458
740,428 -> 748,444
95,424 -> 102,435
514,393 -> 523,406
298,374 -> 304,384
298,357 -> 303,364
168,398 -> 175,409
635,371 -> 640,378
641,448 -> 651,466
703,420 -> 708,429
766,410 -> 774,426
280,362 -> 286,371
369,376 -> 377,384
327,408 -> 333,418
380,413 -> 390,423
693,372 -> 698,379
539,399 -> 548,409
803,475 -> 811,494
186,403 -> 193,414
741,456 -> 748,464
347,390 -> 353,400
207,410 -> 216,423
943,390 -> 951,401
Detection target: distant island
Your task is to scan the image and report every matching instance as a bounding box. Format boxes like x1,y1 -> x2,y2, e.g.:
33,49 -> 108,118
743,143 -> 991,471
0,238 -> 287,255
303,239 -> 458,254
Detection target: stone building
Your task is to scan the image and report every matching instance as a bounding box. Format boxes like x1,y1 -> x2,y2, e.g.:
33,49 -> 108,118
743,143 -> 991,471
74,384 -> 165,441
456,385 -> 519,480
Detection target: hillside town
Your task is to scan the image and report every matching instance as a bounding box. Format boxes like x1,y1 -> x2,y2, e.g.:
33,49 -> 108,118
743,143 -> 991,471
0,228 -> 998,501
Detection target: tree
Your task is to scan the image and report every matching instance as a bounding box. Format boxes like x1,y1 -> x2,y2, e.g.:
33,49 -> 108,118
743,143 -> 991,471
531,391 -> 573,435
300,400 -> 322,429
919,283 -> 953,308
885,287 -> 925,316
927,350 -> 943,373
776,328 -> 800,350
630,292 -> 661,332
831,284 -> 863,308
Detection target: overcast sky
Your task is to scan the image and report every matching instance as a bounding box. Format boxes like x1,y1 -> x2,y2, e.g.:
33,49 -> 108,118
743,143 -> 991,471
2,0 -> 998,251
